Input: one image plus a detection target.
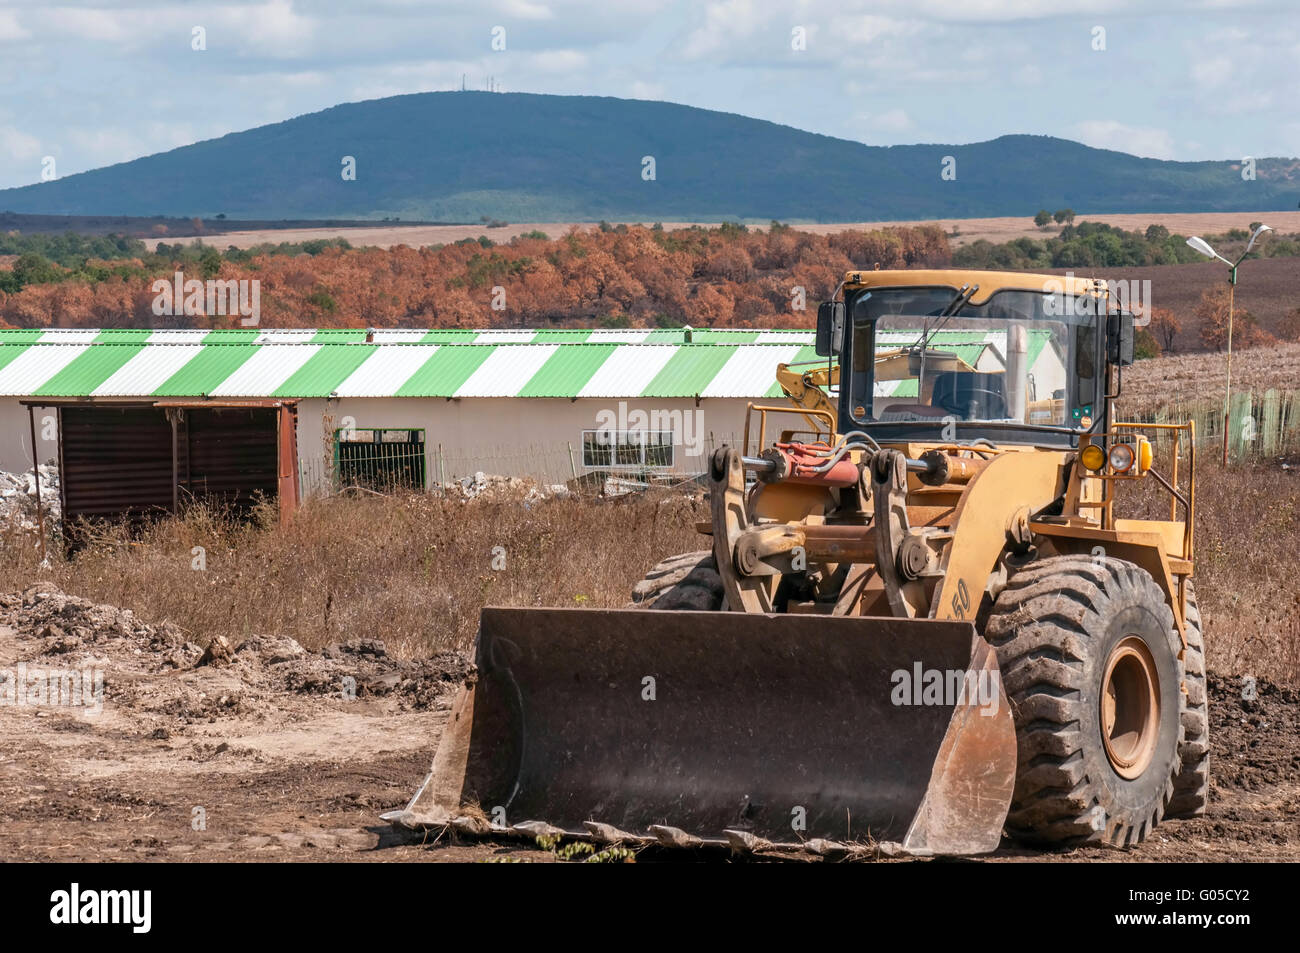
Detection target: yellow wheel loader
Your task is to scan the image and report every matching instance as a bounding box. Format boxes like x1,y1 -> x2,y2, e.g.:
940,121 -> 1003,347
386,269 -> 1204,857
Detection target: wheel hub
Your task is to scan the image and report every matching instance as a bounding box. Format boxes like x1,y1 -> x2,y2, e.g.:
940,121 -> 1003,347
1101,636 -> 1161,779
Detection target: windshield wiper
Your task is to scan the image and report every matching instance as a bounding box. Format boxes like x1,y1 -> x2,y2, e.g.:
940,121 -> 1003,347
916,284 -> 978,398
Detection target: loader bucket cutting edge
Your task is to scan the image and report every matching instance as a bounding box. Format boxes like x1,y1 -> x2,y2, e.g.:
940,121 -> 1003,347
387,607 -> 1016,856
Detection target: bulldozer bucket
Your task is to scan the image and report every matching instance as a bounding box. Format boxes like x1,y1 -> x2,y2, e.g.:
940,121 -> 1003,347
385,607 -> 1016,856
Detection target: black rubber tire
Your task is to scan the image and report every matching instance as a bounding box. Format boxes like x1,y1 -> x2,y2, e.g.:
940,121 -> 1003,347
630,551 -> 725,611
1167,583 -> 1209,817
985,554 -> 1183,848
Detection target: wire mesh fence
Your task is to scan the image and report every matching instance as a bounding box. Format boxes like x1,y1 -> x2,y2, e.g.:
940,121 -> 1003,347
298,432 -> 748,498
1120,389 -> 1300,463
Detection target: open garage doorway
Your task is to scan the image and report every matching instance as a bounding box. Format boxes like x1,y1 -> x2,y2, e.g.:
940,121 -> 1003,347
22,399 -> 300,546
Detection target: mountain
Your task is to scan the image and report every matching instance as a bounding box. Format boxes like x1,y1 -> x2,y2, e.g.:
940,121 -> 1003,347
1,92 -> 1296,222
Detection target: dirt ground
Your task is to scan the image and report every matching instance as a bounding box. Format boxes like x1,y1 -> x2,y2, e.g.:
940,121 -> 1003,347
2,583 -> 1295,863
145,210 -> 1300,251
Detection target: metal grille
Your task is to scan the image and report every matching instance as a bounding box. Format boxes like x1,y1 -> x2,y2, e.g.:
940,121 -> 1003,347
581,430 -> 674,469
334,428 -> 427,491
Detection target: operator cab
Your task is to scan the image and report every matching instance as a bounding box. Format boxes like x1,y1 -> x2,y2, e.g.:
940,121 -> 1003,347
816,271 -> 1135,447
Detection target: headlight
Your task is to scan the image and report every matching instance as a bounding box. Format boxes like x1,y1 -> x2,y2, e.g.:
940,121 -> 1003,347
1137,436 -> 1153,474
1108,442 -> 1136,473
1080,444 -> 1106,471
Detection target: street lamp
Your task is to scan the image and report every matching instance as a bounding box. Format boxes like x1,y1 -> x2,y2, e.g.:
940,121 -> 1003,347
1186,223 -> 1272,465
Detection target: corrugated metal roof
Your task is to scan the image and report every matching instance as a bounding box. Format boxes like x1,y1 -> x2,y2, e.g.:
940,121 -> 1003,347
395,344 -> 494,396
0,342 -> 90,394
455,344 -> 560,397
154,344 -> 256,395
642,345 -> 738,397
273,344 -> 376,397
333,344 -> 439,397
93,344 -> 207,396
37,342 -> 146,396
576,345 -> 679,398
12,327 -> 1087,401
209,345 -> 321,397
518,343 -> 617,398
702,345 -> 804,398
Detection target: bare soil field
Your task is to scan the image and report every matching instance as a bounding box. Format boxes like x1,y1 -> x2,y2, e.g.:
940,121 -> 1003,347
1124,340 -> 1300,405
1047,257 -> 1300,348
1,584 -> 1294,863
146,210 -> 1300,251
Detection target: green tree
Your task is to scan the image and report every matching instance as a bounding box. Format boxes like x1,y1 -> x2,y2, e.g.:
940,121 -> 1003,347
1034,209 -> 1052,228
199,246 -> 223,280
12,253 -> 61,287
1134,327 -> 1160,359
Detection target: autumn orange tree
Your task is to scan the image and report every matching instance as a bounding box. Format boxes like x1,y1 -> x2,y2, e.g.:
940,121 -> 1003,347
0,224 -> 952,331
1148,306 -> 1181,352
1195,285 -> 1272,351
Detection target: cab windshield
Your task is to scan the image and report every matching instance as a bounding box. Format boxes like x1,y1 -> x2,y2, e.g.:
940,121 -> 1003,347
841,286 -> 1104,445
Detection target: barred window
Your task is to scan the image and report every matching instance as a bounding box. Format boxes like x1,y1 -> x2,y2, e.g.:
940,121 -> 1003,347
581,430 -> 674,468
335,428 -> 426,490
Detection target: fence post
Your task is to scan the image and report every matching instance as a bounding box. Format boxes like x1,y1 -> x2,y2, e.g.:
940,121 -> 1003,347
1232,390 -> 1250,464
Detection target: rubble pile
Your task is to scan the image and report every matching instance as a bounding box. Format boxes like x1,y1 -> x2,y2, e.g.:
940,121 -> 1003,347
0,465 -> 59,529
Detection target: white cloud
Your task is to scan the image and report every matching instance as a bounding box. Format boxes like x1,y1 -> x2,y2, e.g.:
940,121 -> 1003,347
40,7 -> 138,44
1015,64 -> 1043,86
1191,54 -> 1232,89
0,124 -> 42,163
836,15 -> 919,45
1074,119 -> 1176,159
144,120 -> 208,152
526,49 -> 588,72
278,71 -> 329,88
0,10 -> 29,42
214,0 -> 320,59
349,81 -> 417,102
65,126 -> 147,167
678,0 -> 760,60
864,0 -> 1141,22
499,0 -> 556,19
859,107 -> 914,133
630,80 -> 666,100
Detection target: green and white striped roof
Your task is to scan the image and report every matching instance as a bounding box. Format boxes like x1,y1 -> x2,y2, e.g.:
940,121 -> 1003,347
0,328 -> 822,400
0,328 -> 1050,400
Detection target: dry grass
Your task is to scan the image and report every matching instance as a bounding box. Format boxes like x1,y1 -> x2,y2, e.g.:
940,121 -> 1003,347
2,451 -> 1296,686
1122,342 -> 1300,683
1119,459 -> 1300,685
0,491 -> 706,658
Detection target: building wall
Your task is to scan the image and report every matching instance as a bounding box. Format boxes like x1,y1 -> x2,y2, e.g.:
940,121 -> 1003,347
294,395 -> 759,492
1,400 -> 65,472
0,395 -> 770,487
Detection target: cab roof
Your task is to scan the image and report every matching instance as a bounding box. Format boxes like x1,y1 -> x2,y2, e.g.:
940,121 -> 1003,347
843,269 -> 1106,306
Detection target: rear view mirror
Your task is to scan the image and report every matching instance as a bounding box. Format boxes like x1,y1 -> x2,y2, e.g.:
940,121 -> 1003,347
816,301 -> 844,356
1108,311 -> 1135,366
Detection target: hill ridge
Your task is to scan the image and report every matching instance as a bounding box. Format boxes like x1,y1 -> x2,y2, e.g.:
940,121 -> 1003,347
1,91 -> 1296,222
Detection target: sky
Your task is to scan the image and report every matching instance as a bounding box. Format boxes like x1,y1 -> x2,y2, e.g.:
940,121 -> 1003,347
1,0 -> 1298,190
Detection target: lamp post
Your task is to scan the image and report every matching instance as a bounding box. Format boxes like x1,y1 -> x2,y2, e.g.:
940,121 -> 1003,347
1186,224 -> 1272,465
